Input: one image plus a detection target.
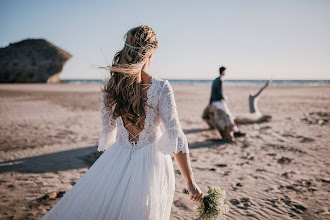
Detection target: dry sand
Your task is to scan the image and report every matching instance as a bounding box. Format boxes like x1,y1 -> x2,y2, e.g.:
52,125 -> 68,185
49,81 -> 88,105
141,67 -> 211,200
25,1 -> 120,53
0,82 -> 329,220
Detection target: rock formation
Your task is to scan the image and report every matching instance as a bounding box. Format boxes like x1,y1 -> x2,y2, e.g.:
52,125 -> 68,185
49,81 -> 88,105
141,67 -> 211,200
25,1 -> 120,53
0,39 -> 72,83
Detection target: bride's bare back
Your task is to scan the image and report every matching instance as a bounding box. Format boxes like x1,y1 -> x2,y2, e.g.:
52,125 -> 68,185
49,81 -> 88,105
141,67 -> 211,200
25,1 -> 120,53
121,72 -> 153,143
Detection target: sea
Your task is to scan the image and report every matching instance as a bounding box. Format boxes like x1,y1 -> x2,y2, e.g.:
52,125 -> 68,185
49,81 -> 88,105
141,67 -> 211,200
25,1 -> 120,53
62,79 -> 330,86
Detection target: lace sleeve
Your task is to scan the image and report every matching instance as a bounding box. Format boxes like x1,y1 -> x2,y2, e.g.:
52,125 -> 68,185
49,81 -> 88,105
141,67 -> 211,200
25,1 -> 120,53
158,80 -> 189,155
97,92 -> 117,152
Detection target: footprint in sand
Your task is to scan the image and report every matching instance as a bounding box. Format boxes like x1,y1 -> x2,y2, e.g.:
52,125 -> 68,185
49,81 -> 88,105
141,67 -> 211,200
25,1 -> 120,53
281,171 -> 295,178
280,197 -> 307,217
264,187 -> 274,192
241,140 -> 249,148
236,182 -> 243,187
229,197 -> 251,209
215,164 -> 227,167
237,161 -> 250,166
241,154 -> 255,160
223,171 -> 231,176
266,198 -> 280,208
37,191 -> 66,202
279,179 -> 316,193
260,126 -> 271,131
230,199 -> 240,205
232,182 -> 243,191
319,179 -> 330,184
256,168 -> 267,172
301,112 -> 329,126
277,157 -> 293,164
240,198 -> 252,209
266,143 -> 306,154
298,136 -> 315,143
282,133 -> 315,143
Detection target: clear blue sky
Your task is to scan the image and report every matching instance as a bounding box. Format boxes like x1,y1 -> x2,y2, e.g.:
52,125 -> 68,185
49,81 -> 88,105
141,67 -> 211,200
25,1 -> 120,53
1,0 -> 329,80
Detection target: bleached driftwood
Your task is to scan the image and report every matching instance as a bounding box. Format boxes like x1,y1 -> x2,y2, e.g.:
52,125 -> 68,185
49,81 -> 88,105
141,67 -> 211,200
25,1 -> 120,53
234,80 -> 272,124
202,101 -> 235,140
202,79 -> 272,140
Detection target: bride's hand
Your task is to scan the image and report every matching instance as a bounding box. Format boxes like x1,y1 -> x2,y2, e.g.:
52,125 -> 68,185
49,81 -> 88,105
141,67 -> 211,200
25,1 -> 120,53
186,181 -> 203,202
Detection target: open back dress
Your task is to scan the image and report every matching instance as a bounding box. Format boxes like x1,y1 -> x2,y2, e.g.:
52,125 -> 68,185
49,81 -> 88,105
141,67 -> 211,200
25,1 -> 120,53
41,77 -> 189,220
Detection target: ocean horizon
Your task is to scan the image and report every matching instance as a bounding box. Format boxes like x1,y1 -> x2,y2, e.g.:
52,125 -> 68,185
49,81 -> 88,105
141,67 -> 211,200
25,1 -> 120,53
61,79 -> 330,86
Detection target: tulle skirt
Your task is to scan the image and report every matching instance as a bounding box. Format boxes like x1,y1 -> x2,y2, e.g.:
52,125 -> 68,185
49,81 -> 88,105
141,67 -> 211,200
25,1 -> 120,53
41,141 -> 175,220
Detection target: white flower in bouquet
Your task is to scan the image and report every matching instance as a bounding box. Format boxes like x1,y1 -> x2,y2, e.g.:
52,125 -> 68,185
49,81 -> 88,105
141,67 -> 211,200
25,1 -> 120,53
183,186 -> 229,220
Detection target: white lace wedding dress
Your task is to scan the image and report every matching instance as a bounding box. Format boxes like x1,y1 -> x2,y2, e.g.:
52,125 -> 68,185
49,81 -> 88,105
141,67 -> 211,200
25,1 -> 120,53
41,77 -> 189,220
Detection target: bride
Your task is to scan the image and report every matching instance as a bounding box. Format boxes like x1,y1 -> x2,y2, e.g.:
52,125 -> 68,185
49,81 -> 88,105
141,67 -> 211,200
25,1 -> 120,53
42,25 -> 202,220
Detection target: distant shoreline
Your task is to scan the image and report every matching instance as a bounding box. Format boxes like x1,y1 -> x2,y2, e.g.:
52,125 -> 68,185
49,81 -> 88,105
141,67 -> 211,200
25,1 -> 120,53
61,79 -> 330,86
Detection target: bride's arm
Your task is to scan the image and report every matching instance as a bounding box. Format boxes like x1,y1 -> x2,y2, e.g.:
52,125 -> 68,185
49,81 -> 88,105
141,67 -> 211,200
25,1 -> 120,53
173,152 -> 203,202
97,91 -> 117,152
158,80 -> 202,202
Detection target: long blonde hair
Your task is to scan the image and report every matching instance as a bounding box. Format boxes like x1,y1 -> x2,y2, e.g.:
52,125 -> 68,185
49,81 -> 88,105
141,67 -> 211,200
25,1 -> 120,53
102,25 -> 158,129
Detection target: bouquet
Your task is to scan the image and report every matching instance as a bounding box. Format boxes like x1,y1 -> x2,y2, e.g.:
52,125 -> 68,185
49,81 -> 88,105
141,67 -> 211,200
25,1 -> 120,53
183,186 -> 229,220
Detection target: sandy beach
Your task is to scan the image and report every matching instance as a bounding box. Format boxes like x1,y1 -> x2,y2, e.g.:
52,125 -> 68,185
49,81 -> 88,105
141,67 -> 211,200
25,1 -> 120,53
0,82 -> 329,220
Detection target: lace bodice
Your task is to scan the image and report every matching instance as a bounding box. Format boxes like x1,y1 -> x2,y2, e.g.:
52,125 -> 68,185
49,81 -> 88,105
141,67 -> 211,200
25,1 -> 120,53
98,77 -> 189,155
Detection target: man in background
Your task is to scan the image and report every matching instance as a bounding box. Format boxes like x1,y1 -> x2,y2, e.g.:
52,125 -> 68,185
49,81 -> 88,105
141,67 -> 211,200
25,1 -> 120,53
210,66 -> 226,103
202,66 -> 245,140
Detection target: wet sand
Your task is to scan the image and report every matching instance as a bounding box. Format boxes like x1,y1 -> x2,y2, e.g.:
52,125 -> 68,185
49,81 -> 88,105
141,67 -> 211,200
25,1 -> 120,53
0,82 -> 329,219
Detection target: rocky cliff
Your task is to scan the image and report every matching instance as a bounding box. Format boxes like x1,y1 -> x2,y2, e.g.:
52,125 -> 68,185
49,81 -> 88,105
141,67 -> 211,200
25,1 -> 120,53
0,39 -> 72,83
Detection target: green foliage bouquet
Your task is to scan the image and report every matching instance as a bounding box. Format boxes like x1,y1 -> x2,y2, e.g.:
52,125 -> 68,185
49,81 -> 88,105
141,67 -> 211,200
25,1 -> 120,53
183,186 -> 229,220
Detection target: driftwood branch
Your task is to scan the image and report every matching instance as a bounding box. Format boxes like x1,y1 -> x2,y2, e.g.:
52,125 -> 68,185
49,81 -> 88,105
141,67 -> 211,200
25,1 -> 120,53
249,79 -> 272,114
234,79 -> 272,124
202,79 -> 273,139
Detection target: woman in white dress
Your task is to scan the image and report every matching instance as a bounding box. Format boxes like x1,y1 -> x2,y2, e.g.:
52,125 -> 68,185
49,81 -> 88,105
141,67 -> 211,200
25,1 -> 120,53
42,25 -> 202,220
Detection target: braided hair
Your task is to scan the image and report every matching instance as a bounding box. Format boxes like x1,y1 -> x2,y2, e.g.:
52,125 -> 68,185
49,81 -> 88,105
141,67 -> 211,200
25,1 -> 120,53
102,25 -> 158,129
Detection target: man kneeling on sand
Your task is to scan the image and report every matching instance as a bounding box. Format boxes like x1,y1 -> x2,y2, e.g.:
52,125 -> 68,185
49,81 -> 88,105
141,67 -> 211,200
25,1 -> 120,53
202,66 -> 245,140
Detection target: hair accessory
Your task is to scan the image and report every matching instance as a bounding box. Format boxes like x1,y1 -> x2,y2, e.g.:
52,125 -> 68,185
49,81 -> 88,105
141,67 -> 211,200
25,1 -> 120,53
125,43 -> 153,50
